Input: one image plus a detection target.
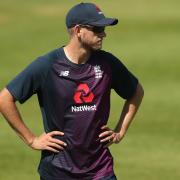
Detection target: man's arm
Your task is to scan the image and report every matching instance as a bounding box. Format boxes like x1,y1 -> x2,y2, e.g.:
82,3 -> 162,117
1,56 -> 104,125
0,88 -> 67,152
99,83 -> 144,145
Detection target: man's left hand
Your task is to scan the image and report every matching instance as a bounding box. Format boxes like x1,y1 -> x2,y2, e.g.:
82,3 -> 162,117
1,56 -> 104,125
99,125 -> 124,147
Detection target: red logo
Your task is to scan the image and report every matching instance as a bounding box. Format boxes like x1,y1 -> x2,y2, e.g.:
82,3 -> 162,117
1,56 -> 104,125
95,4 -> 101,12
73,83 -> 94,104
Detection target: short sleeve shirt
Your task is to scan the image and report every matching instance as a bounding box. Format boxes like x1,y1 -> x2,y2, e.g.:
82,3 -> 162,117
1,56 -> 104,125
6,48 -> 138,180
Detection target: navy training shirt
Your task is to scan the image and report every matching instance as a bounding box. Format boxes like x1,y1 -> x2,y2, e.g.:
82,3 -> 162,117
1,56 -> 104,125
6,47 -> 138,180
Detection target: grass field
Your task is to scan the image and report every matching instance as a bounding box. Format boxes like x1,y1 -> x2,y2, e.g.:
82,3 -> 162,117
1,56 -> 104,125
0,0 -> 180,179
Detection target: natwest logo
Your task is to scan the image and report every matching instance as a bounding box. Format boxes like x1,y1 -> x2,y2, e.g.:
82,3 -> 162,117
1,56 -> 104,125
72,83 -> 96,113
73,83 -> 94,104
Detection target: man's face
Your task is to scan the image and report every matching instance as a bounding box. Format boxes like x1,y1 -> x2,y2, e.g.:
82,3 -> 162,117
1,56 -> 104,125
78,25 -> 106,51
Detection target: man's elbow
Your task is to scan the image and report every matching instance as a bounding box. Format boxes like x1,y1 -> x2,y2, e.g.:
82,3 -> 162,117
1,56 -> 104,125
0,90 -> 4,108
0,88 -> 14,112
136,83 -> 144,100
0,91 -> 4,112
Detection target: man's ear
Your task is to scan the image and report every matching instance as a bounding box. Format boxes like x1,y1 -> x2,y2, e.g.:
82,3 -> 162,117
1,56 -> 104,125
74,25 -> 82,38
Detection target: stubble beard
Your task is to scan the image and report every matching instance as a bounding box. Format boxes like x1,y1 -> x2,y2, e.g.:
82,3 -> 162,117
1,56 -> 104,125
83,42 -> 103,52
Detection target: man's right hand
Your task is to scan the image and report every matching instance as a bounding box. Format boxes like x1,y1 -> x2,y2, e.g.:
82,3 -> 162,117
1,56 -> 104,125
0,89 -> 67,153
30,131 -> 67,153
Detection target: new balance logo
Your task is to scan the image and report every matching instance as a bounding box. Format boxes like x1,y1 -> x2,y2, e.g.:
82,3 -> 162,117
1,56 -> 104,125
59,71 -> 69,77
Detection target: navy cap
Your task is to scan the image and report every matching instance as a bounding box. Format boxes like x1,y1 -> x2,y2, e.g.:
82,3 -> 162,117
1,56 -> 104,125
66,2 -> 118,28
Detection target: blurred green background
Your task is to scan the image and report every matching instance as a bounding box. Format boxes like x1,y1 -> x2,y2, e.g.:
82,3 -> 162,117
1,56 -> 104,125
0,0 -> 180,179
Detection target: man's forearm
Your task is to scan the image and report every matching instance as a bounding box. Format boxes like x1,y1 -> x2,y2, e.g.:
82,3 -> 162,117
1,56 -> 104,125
0,88 -> 35,145
115,83 -> 144,136
99,83 -> 144,146
0,88 -> 68,152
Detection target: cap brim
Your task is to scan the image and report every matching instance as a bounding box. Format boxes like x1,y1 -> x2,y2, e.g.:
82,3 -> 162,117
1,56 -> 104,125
88,18 -> 118,27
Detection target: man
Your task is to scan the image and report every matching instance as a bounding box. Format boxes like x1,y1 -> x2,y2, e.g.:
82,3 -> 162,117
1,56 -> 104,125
0,2 -> 144,180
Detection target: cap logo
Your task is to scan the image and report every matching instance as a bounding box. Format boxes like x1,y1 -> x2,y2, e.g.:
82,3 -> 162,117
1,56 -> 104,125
95,4 -> 103,15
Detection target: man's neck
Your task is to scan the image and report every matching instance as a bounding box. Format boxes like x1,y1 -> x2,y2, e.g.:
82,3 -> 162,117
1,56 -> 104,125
64,41 -> 91,65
